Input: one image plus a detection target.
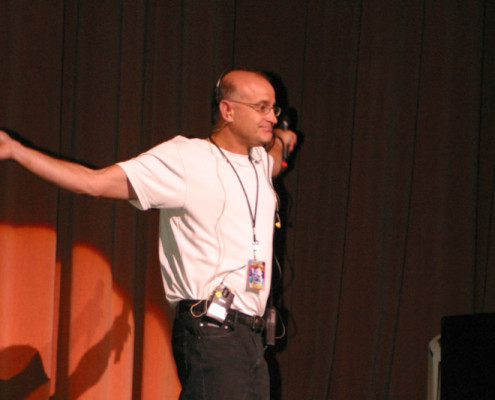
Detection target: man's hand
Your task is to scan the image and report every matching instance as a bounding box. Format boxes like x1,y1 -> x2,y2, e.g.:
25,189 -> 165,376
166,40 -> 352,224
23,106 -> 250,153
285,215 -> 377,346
274,128 -> 298,154
270,128 -> 298,177
0,129 -> 15,160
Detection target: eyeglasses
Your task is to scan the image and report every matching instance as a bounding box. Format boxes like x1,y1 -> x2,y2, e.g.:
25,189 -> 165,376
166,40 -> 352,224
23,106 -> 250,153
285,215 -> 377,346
225,99 -> 282,117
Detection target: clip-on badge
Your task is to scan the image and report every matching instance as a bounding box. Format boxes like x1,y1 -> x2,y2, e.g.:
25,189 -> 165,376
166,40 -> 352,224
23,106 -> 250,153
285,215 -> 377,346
207,285 -> 234,323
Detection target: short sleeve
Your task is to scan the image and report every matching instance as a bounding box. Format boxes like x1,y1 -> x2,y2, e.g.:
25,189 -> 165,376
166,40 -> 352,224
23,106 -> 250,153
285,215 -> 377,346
117,138 -> 187,210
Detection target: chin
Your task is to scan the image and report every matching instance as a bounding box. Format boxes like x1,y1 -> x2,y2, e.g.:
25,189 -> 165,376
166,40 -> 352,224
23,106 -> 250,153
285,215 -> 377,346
260,132 -> 273,145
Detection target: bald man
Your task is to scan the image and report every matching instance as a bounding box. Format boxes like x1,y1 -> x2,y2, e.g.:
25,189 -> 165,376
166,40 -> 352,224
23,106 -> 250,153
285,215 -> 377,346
0,69 -> 297,399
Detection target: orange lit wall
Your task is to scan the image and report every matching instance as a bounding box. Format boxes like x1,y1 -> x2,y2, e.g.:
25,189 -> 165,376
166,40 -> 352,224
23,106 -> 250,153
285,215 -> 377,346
0,223 -> 180,399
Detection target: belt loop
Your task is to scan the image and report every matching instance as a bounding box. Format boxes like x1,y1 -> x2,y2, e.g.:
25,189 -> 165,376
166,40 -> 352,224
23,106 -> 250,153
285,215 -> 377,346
233,309 -> 238,328
251,316 -> 257,331
225,309 -> 238,331
254,316 -> 264,332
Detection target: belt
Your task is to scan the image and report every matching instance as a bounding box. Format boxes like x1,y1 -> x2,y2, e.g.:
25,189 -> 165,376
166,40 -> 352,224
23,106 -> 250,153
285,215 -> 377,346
176,300 -> 265,333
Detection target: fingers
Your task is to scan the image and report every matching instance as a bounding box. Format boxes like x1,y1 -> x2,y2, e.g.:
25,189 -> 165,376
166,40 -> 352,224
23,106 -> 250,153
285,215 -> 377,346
274,128 -> 297,153
287,131 -> 297,153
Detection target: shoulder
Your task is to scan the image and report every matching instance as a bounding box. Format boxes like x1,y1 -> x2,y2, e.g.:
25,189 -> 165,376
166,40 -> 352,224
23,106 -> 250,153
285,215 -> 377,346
149,135 -> 209,156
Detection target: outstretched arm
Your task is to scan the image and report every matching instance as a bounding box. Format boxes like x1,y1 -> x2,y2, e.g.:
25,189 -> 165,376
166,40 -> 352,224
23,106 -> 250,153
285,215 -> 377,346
269,128 -> 298,177
0,129 -> 136,200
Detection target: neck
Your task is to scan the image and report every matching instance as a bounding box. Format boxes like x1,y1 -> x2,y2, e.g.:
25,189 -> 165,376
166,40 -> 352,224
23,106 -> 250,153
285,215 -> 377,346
209,130 -> 251,155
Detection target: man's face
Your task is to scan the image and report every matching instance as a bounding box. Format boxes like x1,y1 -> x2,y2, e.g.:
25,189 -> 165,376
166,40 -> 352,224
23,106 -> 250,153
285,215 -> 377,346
225,73 -> 278,149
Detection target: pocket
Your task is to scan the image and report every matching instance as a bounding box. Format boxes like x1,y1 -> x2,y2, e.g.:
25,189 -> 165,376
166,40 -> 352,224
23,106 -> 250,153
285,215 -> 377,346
194,319 -> 234,339
175,314 -> 235,339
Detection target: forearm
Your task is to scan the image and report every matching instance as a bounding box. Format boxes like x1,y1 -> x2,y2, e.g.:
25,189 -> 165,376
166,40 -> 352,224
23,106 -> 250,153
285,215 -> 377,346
10,139 -> 131,199
269,135 -> 285,177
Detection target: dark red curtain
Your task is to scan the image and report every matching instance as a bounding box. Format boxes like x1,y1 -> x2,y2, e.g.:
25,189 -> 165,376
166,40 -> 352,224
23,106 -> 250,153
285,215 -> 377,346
1,1 -> 494,399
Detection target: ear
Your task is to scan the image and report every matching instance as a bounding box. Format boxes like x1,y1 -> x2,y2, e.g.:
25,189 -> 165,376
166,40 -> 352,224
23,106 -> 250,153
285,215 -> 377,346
219,100 -> 234,122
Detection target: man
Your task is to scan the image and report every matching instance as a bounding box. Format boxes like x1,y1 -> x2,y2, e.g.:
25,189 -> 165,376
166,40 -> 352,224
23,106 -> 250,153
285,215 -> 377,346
0,69 -> 297,399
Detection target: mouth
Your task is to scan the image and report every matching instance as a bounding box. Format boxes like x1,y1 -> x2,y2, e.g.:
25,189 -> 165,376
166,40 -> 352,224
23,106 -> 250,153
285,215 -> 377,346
260,124 -> 274,134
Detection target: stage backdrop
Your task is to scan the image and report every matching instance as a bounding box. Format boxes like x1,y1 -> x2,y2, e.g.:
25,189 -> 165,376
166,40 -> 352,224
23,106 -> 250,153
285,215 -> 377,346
1,1 -> 494,399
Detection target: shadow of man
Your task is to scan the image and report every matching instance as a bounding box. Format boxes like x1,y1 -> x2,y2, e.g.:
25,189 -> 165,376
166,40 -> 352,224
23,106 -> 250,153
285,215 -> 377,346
51,300 -> 132,400
0,345 -> 50,399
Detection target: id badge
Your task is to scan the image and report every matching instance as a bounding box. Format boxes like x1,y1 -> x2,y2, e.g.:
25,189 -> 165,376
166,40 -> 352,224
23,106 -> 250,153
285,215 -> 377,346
248,259 -> 265,290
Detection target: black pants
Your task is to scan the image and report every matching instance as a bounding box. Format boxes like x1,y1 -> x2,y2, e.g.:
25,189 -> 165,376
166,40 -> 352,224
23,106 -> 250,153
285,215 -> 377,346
172,307 -> 269,400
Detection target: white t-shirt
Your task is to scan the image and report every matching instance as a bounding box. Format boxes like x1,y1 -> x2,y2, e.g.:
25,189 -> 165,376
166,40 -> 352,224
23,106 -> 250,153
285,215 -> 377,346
118,135 -> 277,316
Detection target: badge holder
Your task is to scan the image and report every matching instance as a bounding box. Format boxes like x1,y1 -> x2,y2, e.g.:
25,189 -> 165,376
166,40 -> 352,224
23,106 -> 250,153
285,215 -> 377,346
248,259 -> 265,290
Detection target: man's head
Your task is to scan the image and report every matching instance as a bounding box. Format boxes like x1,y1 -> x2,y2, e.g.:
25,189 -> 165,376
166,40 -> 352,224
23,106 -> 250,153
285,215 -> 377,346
211,69 -> 280,153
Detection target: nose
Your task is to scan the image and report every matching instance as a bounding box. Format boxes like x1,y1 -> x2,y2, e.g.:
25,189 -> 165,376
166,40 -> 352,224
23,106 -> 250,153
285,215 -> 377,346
268,108 -> 278,125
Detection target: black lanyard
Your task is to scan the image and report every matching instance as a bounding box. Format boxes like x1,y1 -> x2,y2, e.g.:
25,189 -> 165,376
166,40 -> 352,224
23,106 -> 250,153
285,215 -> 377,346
209,136 -> 260,259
